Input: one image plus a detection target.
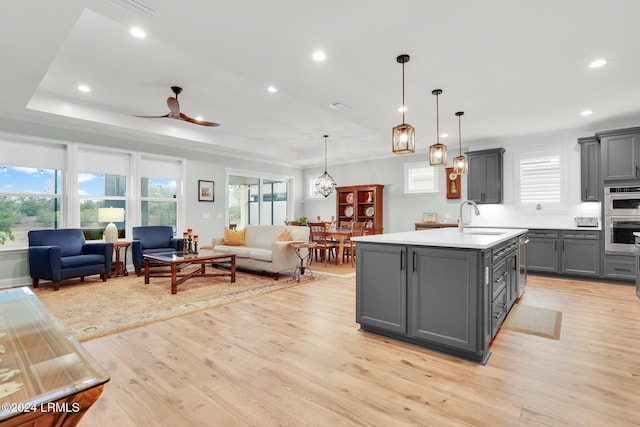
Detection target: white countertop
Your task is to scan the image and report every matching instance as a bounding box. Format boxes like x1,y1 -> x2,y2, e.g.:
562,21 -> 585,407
353,228 -> 528,250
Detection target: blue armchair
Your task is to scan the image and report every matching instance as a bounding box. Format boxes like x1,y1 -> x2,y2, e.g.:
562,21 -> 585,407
28,229 -> 113,291
131,226 -> 183,274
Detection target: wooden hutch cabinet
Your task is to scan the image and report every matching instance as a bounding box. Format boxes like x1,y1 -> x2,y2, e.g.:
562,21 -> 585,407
336,184 -> 384,234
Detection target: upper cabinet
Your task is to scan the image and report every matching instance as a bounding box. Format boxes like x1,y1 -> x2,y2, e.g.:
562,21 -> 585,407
578,136 -> 600,201
336,184 -> 384,234
467,148 -> 505,204
597,127 -> 640,182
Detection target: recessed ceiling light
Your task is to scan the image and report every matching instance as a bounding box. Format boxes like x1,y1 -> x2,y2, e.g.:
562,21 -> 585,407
398,106 -> 408,113
267,86 -> 277,93
589,59 -> 607,68
312,51 -> 326,62
130,27 -> 146,38
78,84 -> 91,93
441,133 -> 449,138
581,110 -> 593,116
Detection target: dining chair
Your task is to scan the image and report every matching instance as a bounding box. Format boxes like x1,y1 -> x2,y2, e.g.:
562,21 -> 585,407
343,221 -> 366,266
308,222 -> 337,266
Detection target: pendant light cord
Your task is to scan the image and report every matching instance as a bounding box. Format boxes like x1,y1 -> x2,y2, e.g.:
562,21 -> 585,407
436,93 -> 440,143
324,135 -> 328,172
401,62 -> 406,123
458,114 -> 462,155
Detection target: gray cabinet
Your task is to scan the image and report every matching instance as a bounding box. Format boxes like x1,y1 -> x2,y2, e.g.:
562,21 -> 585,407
603,253 -> 636,281
561,231 -> 600,277
467,148 -> 505,204
597,127 -> 640,182
408,247 -> 480,353
355,243 -> 406,333
527,230 -> 559,273
578,137 -> 600,201
356,241 -> 499,364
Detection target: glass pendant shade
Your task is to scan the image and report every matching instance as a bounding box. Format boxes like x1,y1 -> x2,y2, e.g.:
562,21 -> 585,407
429,143 -> 448,166
453,155 -> 468,175
316,135 -> 336,197
453,111 -> 467,175
392,123 -> 415,154
428,89 -> 447,166
392,54 -> 415,154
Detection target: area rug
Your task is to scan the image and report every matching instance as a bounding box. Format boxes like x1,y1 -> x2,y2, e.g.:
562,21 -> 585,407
307,261 -> 356,278
31,266 -> 318,342
502,304 -> 562,340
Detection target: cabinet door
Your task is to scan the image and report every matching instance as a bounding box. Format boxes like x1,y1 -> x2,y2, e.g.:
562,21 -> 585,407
561,239 -> 600,276
355,243 -> 406,333
408,247 -> 479,352
467,155 -> 485,202
527,237 -> 559,272
580,138 -> 600,201
506,251 -> 519,308
483,152 -> 503,203
600,132 -> 640,181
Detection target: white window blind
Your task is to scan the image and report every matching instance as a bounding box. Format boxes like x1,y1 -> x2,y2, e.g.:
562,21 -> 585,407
519,154 -> 561,205
404,162 -> 438,194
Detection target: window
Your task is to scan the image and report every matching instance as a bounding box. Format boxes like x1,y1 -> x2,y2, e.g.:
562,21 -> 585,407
517,151 -> 563,210
404,162 -> 438,194
0,166 -> 62,246
0,136 -> 65,247
79,173 -> 127,240
307,175 -> 323,199
227,169 -> 293,229
139,155 -> 183,234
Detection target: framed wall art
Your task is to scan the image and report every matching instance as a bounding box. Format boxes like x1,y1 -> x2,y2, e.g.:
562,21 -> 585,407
422,212 -> 437,223
446,167 -> 461,199
198,180 -> 214,202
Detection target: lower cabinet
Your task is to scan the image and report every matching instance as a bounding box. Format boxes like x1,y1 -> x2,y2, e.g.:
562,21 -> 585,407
355,240 -> 519,364
560,231 -> 601,277
355,243 -> 406,333
527,231 -> 559,273
603,253 -> 636,281
527,229 -> 602,279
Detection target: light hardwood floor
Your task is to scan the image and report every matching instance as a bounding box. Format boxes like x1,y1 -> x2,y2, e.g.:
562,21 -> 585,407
79,274 -> 640,426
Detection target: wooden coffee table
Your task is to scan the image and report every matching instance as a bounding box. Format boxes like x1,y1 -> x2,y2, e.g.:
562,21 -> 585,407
143,250 -> 236,294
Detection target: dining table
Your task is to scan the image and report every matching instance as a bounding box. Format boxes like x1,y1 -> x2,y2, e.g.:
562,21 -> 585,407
325,227 -> 354,265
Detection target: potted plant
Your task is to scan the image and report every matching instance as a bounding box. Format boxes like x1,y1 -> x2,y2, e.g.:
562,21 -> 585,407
298,216 -> 308,226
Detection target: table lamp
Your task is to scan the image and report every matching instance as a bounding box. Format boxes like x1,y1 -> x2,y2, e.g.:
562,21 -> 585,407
98,207 -> 125,243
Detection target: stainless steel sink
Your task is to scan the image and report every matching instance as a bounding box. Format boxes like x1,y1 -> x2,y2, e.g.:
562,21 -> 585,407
463,231 -> 505,235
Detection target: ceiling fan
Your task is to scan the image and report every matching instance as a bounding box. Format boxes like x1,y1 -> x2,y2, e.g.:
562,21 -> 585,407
134,86 -> 220,127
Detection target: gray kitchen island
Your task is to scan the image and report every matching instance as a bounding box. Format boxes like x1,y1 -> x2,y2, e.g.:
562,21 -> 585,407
353,227 -> 527,364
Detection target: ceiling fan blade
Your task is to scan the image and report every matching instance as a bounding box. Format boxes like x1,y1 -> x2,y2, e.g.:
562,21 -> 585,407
179,112 -> 220,127
133,113 -> 171,119
167,97 -> 180,116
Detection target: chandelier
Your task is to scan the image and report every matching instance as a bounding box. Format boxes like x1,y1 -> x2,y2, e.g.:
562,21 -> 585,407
315,135 -> 337,197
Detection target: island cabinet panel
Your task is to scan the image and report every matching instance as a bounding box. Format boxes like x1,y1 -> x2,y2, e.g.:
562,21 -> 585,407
355,243 -> 406,333
408,247 -> 479,353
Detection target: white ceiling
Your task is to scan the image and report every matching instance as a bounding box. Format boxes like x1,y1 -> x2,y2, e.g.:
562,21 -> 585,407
2,0 -> 640,168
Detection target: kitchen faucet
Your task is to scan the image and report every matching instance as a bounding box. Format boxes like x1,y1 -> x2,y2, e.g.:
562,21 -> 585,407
458,200 -> 480,232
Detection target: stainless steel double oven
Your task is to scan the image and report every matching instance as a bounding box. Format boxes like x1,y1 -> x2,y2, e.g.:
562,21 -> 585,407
604,185 -> 640,253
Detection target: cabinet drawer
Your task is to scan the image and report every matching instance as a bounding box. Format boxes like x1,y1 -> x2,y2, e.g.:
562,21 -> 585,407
491,288 -> 508,338
603,254 -> 636,281
561,230 -> 600,240
492,259 -> 507,300
528,230 -> 559,239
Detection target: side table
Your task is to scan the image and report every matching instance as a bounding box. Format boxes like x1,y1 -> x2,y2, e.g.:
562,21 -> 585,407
111,241 -> 130,277
288,241 -> 317,282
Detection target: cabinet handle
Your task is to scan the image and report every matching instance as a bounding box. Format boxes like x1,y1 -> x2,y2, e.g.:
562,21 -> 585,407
614,267 -> 631,272
554,241 -> 557,251
636,166 -> 639,178
562,241 -> 565,252
413,252 -> 416,272
400,250 -> 405,271
584,188 -> 587,199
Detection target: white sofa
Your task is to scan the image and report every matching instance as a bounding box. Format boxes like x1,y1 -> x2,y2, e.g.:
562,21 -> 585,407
213,225 -> 310,279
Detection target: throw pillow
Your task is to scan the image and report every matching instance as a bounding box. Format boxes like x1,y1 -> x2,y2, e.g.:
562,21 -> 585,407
276,229 -> 293,241
223,227 -> 246,246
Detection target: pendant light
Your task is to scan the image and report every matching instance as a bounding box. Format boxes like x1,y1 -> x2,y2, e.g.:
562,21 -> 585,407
453,111 -> 468,175
428,89 -> 447,166
315,135 -> 337,197
392,54 -> 415,154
